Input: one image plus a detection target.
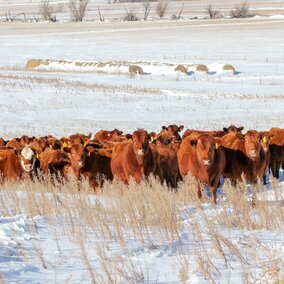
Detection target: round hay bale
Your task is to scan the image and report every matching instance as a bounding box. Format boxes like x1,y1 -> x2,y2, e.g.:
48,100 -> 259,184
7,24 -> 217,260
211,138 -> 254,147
174,65 -> 188,73
26,59 -> 44,69
223,64 -> 235,73
129,65 -> 144,75
97,62 -> 108,68
195,64 -> 209,73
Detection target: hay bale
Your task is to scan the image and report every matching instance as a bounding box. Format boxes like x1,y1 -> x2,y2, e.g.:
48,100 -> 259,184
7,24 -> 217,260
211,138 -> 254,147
195,64 -> 209,73
223,64 -> 235,73
174,65 -> 188,73
25,59 -> 44,69
129,65 -> 144,75
97,62 -> 108,68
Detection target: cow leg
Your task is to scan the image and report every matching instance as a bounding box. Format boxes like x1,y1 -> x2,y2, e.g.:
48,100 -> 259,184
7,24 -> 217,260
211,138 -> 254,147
271,159 -> 277,178
275,162 -> 280,179
263,173 -> 267,185
197,181 -> 202,201
210,186 -> 217,204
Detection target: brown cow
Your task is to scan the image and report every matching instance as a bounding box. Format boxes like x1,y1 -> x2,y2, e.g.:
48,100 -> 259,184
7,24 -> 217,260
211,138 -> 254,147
111,129 -> 156,183
182,129 -> 225,140
223,125 -> 244,134
94,129 -> 123,143
6,138 -> 21,150
81,146 -> 113,188
150,136 -> 179,188
221,131 -> 267,186
159,124 -> 184,142
269,128 -> 284,178
178,133 -> 225,204
182,125 -> 243,140
39,148 -> 70,179
0,146 -> 38,181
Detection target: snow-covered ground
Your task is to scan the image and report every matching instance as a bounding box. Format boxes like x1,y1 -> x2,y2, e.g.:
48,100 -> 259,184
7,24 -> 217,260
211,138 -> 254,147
0,11 -> 283,283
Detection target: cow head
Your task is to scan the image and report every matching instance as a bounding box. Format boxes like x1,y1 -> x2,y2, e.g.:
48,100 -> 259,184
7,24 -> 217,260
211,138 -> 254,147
19,146 -> 37,172
68,144 -> 88,169
190,135 -> 220,167
162,125 -> 184,141
132,129 -> 150,166
223,125 -> 244,134
243,131 -> 261,160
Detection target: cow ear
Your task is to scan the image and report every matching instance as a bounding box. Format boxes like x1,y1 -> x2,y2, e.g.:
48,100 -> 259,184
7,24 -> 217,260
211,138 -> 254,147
119,131 -> 123,135
237,127 -> 244,133
87,132 -> 92,139
178,125 -> 184,132
214,137 -> 221,149
223,127 -> 228,132
190,139 -> 197,147
162,126 -> 168,131
125,134 -> 132,141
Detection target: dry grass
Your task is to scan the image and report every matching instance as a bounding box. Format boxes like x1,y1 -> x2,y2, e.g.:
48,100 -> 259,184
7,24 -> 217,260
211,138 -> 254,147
0,174 -> 283,282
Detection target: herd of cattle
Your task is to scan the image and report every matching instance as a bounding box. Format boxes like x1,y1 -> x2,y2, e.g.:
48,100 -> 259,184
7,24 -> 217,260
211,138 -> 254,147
0,125 -> 283,203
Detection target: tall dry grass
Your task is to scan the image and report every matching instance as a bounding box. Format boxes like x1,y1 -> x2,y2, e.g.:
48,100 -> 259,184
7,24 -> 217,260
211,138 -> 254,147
0,174 -> 283,283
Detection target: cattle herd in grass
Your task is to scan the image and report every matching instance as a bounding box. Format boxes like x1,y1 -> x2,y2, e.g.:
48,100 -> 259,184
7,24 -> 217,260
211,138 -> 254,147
0,125 -> 283,203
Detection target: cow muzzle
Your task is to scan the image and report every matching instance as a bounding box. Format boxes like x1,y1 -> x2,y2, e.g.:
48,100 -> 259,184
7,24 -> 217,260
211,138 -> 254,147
249,150 -> 257,158
262,147 -> 268,152
136,149 -> 144,156
203,159 -> 211,166
76,161 -> 84,167
21,159 -> 35,172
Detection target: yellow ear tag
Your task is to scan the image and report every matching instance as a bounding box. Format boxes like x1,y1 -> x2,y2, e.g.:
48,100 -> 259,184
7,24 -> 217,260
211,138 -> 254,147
262,136 -> 266,143
215,143 -> 219,149
62,142 -> 68,148
36,153 -> 39,158
128,139 -> 133,142
84,142 -> 87,147
49,144 -> 52,149
150,137 -> 154,143
171,140 -> 175,145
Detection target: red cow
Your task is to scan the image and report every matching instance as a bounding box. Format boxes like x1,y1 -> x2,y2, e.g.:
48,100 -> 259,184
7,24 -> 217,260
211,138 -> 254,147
221,131 -> 268,185
111,129 -> 156,183
178,133 -> 225,204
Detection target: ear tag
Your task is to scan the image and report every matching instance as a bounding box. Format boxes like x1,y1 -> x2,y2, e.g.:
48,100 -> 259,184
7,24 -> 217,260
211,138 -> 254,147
128,139 -> 133,142
215,143 -> 219,149
62,142 -> 68,148
36,153 -> 39,158
262,136 -> 266,143
49,145 -> 52,149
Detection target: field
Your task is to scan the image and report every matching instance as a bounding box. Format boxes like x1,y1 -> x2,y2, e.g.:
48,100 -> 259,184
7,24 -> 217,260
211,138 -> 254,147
0,1 -> 284,283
